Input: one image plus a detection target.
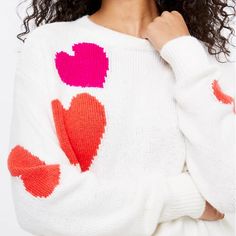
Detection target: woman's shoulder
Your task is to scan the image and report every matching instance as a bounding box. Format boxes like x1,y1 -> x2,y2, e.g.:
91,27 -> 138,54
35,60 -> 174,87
198,39 -> 235,96
21,17 -> 89,51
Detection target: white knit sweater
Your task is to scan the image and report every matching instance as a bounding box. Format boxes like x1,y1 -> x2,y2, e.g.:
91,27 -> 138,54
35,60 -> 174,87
7,14 -> 235,236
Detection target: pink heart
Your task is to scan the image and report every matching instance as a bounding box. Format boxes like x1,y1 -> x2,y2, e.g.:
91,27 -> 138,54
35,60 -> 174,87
55,42 -> 109,88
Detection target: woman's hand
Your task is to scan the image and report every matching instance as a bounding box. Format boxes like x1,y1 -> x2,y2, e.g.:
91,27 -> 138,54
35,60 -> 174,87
140,10 -> 190,52
199,201 -> 225,221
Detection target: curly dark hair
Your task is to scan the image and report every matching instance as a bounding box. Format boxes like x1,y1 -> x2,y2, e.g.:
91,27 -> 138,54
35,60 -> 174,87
17,0 -> 236,62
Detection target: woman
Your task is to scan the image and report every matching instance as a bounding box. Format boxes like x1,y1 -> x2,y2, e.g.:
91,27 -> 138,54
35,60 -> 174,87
7,0 -> 235,235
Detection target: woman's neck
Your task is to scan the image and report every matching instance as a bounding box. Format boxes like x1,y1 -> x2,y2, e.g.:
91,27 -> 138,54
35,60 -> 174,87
89,0 -> 160,39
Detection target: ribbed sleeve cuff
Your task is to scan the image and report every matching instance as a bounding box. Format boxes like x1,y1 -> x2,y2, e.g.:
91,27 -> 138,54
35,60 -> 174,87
159,172 -> 206,222
159,35 -> 211,81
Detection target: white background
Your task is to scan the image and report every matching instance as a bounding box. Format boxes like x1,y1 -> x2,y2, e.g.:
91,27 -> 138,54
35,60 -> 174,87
0,1 -> 32,235
0,1 -> 235,236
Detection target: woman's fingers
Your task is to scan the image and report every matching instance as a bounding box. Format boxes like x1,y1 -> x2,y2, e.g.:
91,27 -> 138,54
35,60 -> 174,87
140,10 -> 190,52
198,201 -> 225,221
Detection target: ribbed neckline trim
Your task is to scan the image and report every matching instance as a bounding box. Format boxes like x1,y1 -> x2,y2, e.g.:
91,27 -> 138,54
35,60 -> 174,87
75,14 -> 157,51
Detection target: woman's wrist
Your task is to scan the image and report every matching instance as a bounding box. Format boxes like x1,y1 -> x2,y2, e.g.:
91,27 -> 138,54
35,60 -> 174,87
159,172 -> 206,222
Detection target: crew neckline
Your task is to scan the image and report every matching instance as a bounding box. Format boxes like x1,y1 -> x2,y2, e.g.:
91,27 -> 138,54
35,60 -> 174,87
75,14 -> 157,51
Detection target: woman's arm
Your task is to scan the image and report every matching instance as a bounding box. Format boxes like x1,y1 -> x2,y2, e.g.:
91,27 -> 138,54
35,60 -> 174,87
7,29 -> 206,236
160,35 -> 235,214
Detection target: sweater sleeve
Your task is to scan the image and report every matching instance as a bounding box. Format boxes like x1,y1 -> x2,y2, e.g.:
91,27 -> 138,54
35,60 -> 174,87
7,31 -> 205,236
160,35 -> 236,214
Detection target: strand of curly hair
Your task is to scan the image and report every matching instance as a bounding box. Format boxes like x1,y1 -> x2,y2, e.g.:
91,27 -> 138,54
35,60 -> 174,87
17,0 -> 236,62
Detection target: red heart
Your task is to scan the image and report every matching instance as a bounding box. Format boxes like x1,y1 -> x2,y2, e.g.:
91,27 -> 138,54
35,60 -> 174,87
55,42 -> 109,88
8,145 -> 60,198
212,79 -> 235,114
51,93 -> 106,171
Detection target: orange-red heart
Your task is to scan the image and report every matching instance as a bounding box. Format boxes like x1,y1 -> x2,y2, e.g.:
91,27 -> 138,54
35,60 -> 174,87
212,79 -> 235,114
51,93 -> 106,171
8,145 -> 60,198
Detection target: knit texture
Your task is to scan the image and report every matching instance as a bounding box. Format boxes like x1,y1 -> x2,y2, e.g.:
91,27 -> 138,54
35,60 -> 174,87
7,14 -> 235,236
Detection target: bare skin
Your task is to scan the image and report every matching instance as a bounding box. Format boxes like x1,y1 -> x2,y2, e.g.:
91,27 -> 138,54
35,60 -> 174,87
140,10 -> 190,51
199,201 -> 224,221
89,0 -> 225,221
89,0 -> 160,40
